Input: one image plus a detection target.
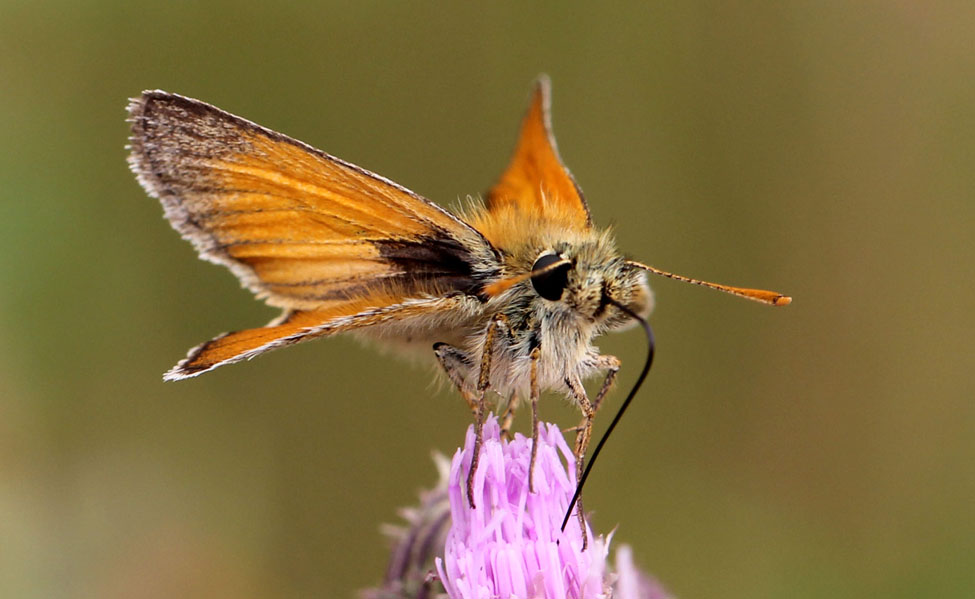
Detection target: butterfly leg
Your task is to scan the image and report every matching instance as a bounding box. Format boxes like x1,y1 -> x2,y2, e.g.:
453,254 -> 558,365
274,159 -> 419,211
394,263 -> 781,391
499,393 -> 519,440
462,314 -> 511,508
565,375 -> 595,549
591,355 -> 621,415
433,343 -> 479,412
528,345 -> 542,493
433,341 -> 487,509
561,354 -> 622,436
435,315 -> 510,509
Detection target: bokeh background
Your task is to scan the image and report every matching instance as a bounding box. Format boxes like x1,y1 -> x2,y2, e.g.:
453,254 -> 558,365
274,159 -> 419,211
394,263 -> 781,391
2,2 -> 973,598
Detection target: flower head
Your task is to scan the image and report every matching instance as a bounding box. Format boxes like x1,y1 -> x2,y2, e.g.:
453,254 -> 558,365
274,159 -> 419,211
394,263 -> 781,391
436,416 -> 609,599
363,414 -> 671,599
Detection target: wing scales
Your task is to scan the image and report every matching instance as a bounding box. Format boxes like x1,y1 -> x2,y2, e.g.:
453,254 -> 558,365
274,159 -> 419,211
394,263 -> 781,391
128,91 -> 497,310
485,76 -> 591,229
165,295 -> 467,380
128,91 -> 498,377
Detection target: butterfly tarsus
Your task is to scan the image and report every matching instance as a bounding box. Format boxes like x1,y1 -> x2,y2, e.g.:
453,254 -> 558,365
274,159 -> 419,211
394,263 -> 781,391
528,345 -> 541,494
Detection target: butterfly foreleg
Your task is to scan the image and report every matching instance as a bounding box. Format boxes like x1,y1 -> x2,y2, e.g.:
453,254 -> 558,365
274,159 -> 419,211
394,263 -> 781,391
560,355 -> 620,548
498,393 -> 519,440
591,354 -> 621,415
433,343 -> 479,412
565,375 -> 594,548
528,344 -> 541,493
434,314 -> 511,509
463,313 -> 511,508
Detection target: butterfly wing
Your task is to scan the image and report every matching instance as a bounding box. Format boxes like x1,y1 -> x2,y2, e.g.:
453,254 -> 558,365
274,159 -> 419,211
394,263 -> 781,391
128,91 -> 498,378
485,76 -> 591,229
162,295 -> 467,380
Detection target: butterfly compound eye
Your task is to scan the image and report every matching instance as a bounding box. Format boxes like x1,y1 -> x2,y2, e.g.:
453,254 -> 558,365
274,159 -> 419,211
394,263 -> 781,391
530,253 -> 572,301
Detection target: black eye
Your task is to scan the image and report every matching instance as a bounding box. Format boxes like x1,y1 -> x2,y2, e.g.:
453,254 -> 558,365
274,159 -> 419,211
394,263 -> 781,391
530,253 -> 572,301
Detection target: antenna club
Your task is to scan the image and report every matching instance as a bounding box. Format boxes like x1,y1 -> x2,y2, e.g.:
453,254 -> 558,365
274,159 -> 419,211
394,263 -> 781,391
774,295 -> 793,306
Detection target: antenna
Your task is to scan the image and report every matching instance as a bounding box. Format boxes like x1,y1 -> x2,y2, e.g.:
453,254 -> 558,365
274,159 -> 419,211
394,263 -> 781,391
625,260 -> 791,306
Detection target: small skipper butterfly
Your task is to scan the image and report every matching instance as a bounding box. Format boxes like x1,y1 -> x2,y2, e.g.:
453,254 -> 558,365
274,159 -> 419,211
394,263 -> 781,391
128,76 -> 790,538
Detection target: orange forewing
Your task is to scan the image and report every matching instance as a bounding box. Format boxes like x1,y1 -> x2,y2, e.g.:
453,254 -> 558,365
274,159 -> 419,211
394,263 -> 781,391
486,76 -> 591,229
128,91 -> 494,311
128,92 -> 497,378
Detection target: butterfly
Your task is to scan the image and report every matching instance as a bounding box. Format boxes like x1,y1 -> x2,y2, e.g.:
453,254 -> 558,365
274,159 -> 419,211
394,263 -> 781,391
128,76 -> 790,535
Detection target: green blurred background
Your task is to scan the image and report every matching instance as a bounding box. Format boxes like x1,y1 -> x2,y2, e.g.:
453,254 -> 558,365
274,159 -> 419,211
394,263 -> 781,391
2,2 -> 973,597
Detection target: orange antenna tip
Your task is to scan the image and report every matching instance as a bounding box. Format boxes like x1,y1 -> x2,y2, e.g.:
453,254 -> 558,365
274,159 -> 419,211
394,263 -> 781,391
625,260 -> 791,307
734,287 -> 793,306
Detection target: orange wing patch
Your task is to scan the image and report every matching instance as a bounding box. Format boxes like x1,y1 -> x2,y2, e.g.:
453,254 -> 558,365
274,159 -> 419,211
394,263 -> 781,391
485,75 -> 591,229
128,91 -> 496,311
165,294 -> 467,380
128,91 -> 501,378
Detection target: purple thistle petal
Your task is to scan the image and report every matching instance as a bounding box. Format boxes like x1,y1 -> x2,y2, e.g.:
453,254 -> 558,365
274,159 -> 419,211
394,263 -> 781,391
436,416 -> 608,599
362,415 -> 671,599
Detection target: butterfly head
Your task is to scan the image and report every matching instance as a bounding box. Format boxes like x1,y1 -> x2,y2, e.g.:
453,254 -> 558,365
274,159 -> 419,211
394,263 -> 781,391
518,232 -> 652,333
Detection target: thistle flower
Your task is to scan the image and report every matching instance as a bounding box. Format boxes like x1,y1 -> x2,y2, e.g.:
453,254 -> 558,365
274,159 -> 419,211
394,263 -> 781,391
436,416 -> 608,599
363,415 -> 670,599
